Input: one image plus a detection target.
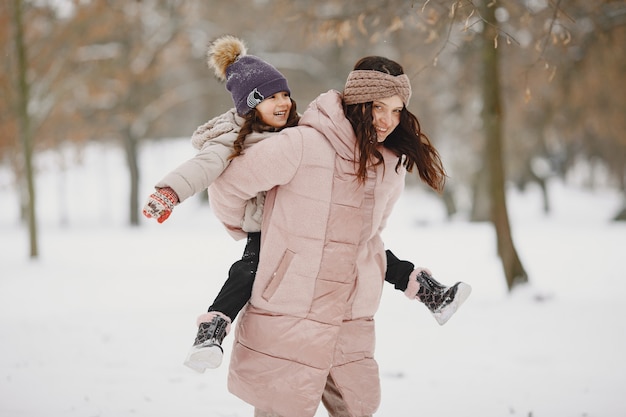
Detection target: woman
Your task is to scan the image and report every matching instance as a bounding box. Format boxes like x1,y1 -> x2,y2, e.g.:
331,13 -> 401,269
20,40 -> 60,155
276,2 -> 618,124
145,37 -> 469,376
208,56 -> 449,417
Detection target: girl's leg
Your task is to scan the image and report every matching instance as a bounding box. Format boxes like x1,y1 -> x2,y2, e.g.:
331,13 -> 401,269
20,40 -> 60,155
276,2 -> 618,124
384,249 -> 415,290
208,232 -> 261,321
184,232 -> 261,372
385,249 -> 472,326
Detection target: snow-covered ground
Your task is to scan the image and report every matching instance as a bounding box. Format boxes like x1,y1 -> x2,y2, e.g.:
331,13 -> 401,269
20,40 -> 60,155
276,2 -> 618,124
1,140 -> 624,417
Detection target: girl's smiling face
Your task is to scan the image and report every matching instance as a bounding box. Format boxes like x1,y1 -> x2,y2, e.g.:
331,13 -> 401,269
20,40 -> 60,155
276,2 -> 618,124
256,91 -> 292,128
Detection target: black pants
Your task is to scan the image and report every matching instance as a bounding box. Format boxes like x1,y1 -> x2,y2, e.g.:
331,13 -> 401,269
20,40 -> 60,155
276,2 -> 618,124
208,232 -> 261,322
208,232 -> 414,322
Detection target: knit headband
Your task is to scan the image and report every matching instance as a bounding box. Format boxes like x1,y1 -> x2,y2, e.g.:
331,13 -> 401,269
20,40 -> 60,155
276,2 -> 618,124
343,70 -> 412,106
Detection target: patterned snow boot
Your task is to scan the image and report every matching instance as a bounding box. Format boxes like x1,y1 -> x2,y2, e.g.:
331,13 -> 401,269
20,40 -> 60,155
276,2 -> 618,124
183,312 -> 230,373
415,270 -> 472,326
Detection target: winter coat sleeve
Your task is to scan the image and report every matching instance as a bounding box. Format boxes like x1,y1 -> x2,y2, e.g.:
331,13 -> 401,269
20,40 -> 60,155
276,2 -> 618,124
208,129 -> 303,240
377,155 -> 410,290
153,109 -> 242,202
155,134 -> 237,202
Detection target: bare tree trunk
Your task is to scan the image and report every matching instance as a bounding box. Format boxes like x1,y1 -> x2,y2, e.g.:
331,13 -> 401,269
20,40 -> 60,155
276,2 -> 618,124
123,127 -> 141,226
118,34 -> 142,227
479,1 -> 528,290
13,0 -> 39,258
470,168 -> 491,222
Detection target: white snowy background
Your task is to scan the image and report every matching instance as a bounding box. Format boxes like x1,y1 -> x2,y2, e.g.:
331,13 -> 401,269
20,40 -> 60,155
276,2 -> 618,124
1,140 -> 625,417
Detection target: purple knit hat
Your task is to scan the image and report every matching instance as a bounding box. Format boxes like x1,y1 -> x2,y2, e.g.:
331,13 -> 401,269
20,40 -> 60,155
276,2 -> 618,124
225,55 -> 291,116
207,35 -> 290,116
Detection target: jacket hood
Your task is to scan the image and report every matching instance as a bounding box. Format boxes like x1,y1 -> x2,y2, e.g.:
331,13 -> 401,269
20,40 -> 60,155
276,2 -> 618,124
191,108 -> 243,150
299,90 -> 356,162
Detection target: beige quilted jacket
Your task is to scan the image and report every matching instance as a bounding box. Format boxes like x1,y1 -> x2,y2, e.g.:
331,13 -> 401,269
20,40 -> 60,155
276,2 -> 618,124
155,108 -> 271,232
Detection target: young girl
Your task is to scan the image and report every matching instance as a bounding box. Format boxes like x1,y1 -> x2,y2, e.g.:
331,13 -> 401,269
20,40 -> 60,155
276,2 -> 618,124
143,36 -> 470,374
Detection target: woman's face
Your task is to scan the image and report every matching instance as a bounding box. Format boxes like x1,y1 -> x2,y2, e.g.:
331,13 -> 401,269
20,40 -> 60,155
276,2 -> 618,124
372,95 -> 403,142
255,91 -> 292,128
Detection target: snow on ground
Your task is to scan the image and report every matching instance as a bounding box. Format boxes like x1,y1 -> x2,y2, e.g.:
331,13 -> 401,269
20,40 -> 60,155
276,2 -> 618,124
1,140 -> 625,417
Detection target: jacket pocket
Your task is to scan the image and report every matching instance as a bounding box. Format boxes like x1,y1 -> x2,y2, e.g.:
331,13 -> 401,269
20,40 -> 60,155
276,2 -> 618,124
262,249 -> 295,302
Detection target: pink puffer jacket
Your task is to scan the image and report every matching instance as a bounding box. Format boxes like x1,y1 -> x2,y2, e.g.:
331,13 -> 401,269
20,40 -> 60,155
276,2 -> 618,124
208,90 -> 406,417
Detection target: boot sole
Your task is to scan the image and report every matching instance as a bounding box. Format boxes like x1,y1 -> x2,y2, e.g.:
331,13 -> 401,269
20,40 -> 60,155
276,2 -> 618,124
433,283 -> 472,326
183,344 -> 224,373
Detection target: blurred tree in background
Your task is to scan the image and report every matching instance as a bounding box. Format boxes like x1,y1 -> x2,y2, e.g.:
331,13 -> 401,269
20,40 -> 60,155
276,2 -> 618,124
7,0 -> 38,257
1,0 -> 624,288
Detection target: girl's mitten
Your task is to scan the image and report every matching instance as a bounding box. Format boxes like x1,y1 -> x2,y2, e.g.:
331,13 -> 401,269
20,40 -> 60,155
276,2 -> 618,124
142,187 -> 179,223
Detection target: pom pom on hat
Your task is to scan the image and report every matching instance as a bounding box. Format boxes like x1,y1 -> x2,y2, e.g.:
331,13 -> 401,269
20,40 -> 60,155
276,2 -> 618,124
207,35 -> 247,81
207,35 -> 291,116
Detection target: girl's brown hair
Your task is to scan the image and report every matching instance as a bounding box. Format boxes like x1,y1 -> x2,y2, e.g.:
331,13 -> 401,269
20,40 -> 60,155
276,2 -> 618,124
228,98 -> 299,160
344,56 -> 446,193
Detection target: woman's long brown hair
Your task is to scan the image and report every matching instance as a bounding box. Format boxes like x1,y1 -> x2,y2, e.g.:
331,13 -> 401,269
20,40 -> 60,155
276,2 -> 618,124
228,98 -> 300,160
344,57 -> 446,193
